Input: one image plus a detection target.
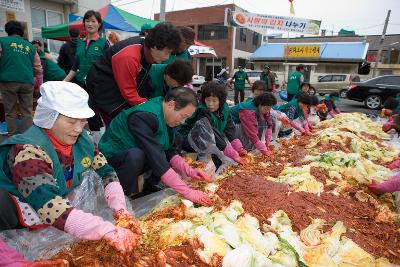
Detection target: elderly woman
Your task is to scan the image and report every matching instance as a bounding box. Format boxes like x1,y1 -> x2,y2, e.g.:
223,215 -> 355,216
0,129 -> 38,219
0,81 -> 138,253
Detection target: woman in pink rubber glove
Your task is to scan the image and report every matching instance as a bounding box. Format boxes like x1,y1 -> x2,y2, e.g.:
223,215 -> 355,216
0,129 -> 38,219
230,92 -> 279,157
0,82 -> 138,253
178,81 -> 246,165
278,92 -> 312,135
99,88 -> 213,206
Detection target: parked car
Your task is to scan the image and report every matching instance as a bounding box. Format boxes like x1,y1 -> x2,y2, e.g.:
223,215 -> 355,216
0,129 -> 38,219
246,70 -> 280,89
192,75 -> 205,87
309,74 -> 353,97
346,75 -> 400,109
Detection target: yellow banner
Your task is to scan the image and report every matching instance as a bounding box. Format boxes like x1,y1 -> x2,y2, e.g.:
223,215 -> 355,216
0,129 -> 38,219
284,45 -> 320,57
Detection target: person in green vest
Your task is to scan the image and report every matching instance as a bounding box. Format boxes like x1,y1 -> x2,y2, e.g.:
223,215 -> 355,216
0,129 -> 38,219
31,40 -> 66,83
63,10 -> 109,134
149,59 -> 194,98
230,93 -> 278,157
279,92 -> 312,135
0,20 -> 43,136
286,64 -> 305,101
99,88 -> 213,206
0,81 -> 140,253
230,65 -> 252,104
163,26 -> 195,64
246,80 -> 268,102
260,64 -> 276,92
179,82 -> 246,164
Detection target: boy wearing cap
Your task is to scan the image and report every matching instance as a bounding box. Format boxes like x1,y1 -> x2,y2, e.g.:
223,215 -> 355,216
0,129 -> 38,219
260,64 -> 276,92
0,82 -> 139,253
230,66 -> 252,104
163,26 -> 195,64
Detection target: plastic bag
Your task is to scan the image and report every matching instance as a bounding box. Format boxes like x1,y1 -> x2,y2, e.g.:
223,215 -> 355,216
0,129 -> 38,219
0,170 -> 133,260
188,118 -> 236,174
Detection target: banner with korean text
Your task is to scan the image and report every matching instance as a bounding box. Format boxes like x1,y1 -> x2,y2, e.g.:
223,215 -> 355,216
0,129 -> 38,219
225,9 -> 321,35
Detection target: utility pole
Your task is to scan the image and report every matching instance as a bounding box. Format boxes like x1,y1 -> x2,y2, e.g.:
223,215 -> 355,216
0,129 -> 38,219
160,0 -> 166,22
373,9 -> 391,77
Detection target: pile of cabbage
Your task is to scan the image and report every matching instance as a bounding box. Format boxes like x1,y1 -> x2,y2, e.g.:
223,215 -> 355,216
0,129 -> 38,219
143,198 -> 395,267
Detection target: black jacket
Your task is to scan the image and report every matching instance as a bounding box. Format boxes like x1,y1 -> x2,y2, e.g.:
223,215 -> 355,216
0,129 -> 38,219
57,39 -> 78,73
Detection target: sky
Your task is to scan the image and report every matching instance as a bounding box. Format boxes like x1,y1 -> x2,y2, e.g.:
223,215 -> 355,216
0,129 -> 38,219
115,0 -> 400,36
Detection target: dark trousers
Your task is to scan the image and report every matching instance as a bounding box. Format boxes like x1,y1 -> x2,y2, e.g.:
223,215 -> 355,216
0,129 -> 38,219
87,92 -> 104,132
108,148 -> 160,196
0,82 -> 33,135
0,188 -> 21,230
234,89 -> 245,104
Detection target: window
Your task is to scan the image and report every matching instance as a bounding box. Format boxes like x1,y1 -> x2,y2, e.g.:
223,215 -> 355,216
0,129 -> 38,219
252,32 -> 259,46
319,75 -> 332,82
332,75 -> 346,82
31,8 -> 64,53
198,24 -> 228,40
247,71 -> 261,77
239,28 -> 247,42
378,76 -> 400,85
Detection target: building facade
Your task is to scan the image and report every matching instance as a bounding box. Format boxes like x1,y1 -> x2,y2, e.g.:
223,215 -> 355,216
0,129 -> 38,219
155,4 -> 262,78
0,0 -> 109,53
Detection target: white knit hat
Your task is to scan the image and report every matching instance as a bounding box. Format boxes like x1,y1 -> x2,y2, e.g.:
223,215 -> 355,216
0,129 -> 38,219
33,81 -> 95,129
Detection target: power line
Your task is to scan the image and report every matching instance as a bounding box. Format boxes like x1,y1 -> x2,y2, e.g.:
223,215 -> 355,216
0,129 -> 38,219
114,0 -> 146,7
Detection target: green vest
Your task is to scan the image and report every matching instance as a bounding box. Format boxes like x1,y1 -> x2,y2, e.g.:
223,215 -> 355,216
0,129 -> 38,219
260,72 -> 269,86
230,100 -> 259,124
279,98 -> 304,120
75,38 -> 106,86
39,52 -> 66,82
200,103 -> 229,132
149,64 -> 167,98
286,71 -> 303,94
163,50 -> 191,65
233,71 -> 248,90
0,36 -> 36,84
99,97 -> 171,159
0,126 -> 94,204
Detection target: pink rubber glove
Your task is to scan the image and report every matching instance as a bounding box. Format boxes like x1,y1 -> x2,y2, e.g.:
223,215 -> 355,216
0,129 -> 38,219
231,139 -> 247,156
277,113 -> 290,128
170,155 -> 212,182
161,168 -> 212,206
303,120 -> 311,134
328,110 -> 336,118
272,84 -> 276,92
104,181 -> 126,212
388,159 -> 400,170
255,140 -> 271,156
334,107 -> 341,114
103,226 -> 137,253
0,239 -> 29,266
369,174 -> 400,194
290,120 -> 305,133
224,144 -> 244,164
64,209 -> 116,240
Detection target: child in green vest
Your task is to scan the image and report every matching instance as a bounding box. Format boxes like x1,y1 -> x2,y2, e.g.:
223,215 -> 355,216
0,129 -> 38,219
230,93 -> 281,156
163,26 -> 195,64
279,92 -> 312,135
317,92 -> 341,120
230,66 -> 252,104
179,82 -> 246,164
0,81 -> 139,253
31,40 -> 66,83
149,59 -> 194,99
